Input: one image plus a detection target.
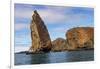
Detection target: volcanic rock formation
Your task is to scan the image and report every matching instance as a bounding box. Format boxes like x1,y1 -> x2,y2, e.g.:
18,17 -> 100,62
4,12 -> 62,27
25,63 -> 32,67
66,27 -> 94,50
29,10 -> 52,53
28,10 -> 94,53
51,38 -> 67,52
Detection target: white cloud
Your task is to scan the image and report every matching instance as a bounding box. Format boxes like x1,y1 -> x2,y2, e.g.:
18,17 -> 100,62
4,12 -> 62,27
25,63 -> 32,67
14,5 -> 74,24
15,5 -> 92,25
15,10 -> 33,19
15,23 -> 30,31
15,33 -> 31,44
51,27 -> 67,33
38,10 -> 67,24
15,46 -> 30,53
15,6 -> 68,23
37,8 -> 90,25
15,4 -> 34,19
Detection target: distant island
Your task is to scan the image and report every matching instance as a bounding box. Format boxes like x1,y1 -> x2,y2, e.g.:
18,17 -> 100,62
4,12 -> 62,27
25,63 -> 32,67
16,10 -> 94,54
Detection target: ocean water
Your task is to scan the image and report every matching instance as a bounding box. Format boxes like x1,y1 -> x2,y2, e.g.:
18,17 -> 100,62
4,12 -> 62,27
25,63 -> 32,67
15,50 -> 94,65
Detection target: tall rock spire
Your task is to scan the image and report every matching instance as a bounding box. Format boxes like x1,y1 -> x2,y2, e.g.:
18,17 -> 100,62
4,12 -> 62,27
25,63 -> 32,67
29,10 -> 52,53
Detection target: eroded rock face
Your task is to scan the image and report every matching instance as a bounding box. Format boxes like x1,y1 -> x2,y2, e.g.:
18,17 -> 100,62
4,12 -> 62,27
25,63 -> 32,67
29,10 -> 52,53
51,38 -> 67,51
66,27 -> 94,50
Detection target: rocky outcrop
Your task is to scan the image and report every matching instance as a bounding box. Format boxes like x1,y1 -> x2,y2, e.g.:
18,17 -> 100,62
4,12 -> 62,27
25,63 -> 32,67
28,10 -> 94,53
51,27 -> 94,52
29,10 -> 52,53
51,38 -> 67,52
66,27 -> 94,50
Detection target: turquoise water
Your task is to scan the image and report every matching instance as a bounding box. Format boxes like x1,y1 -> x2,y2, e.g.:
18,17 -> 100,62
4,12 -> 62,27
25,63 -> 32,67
15,50 -> 94,65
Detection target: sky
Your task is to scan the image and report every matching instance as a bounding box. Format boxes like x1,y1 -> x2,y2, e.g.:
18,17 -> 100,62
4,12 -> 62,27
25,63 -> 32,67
14,3 -> 94,52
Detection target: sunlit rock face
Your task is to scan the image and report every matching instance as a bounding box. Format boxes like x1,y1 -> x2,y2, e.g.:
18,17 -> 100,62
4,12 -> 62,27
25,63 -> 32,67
66,27 -> 94,50
51,38 -> 67,52
29,10 -> 52,53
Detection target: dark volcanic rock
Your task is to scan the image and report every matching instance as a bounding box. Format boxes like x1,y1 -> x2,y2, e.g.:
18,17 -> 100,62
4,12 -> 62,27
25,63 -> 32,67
66,27 -> 94,51
51,38 -> 67,51
29,10 -> 52,53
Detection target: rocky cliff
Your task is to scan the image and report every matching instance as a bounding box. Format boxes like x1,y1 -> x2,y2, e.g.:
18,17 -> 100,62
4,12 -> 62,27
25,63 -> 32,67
51,38 -> 67,52
29,10 -> 52,53
66,27 -> 94,50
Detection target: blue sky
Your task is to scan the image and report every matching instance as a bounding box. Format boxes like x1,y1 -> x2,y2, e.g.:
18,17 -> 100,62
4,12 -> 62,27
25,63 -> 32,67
14,3 -> 94,52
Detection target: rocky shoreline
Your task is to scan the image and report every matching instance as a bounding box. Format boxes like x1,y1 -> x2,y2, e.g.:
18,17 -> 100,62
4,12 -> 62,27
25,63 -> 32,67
16,48 -> 94,55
